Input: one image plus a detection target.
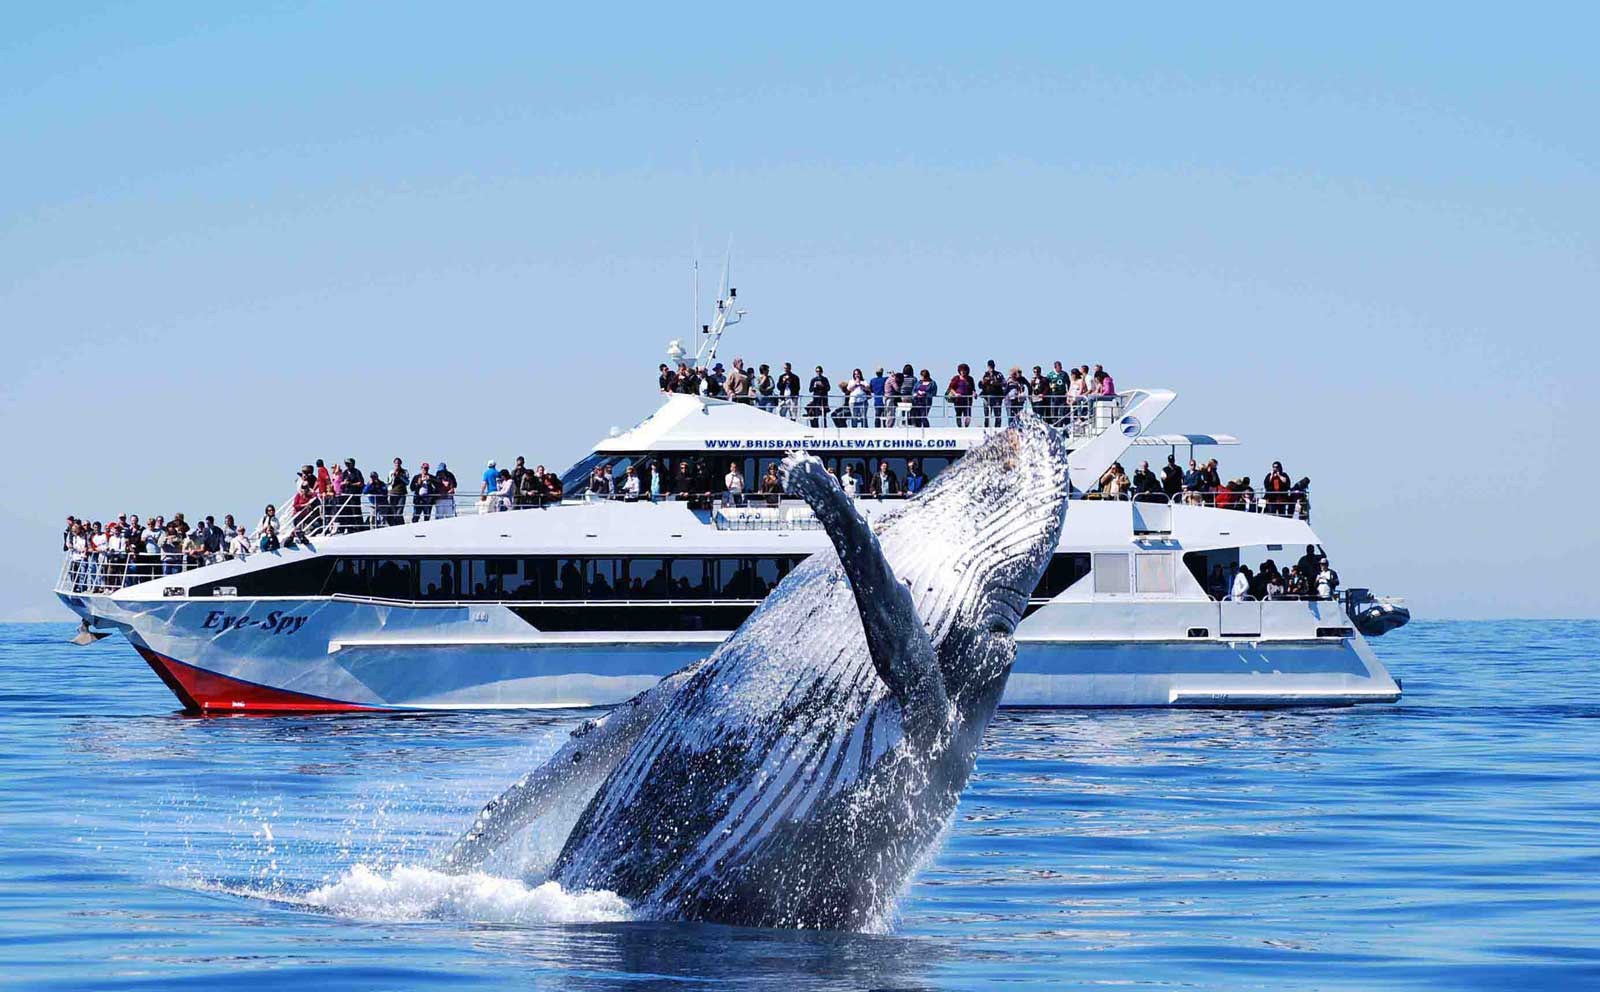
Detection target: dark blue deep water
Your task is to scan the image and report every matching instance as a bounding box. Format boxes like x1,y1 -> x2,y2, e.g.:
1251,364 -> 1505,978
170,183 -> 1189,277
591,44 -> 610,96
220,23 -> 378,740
3,621 -> 1598,990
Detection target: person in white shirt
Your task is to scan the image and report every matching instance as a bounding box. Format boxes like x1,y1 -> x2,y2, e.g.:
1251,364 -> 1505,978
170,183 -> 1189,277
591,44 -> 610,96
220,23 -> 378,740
622,466 -> 642,502
228,527 -> 252,559
724,463 -> 746,507
840,464 -> 860,498
1230,565 -> 1251,601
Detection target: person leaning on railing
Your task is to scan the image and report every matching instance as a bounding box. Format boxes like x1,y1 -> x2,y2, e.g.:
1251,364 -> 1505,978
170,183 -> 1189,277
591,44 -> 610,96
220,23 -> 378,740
1131,461 -> 1163,502
1098,462 -> 1131,500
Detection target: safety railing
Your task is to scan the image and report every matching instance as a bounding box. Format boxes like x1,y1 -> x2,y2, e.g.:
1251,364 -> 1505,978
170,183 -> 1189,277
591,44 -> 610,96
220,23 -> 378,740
56,548 -> 251,594
697,390 -> 1127,437
61,478 -> 1312,578
1079,486 -> 1311,521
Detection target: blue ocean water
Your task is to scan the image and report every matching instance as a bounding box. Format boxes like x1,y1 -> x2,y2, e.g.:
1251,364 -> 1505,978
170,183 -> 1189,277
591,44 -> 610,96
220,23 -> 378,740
2,621 -> 1597,990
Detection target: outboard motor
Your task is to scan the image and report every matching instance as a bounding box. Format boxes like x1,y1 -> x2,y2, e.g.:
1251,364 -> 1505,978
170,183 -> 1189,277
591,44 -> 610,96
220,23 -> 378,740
1344,588 -> 1410,637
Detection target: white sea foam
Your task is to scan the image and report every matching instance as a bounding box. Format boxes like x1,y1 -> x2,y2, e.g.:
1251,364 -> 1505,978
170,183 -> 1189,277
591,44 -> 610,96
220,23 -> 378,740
301,863 -> 632,924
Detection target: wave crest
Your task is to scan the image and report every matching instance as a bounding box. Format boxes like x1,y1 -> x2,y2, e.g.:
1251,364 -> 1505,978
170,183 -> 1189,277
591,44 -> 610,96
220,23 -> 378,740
303,863 -> 632,924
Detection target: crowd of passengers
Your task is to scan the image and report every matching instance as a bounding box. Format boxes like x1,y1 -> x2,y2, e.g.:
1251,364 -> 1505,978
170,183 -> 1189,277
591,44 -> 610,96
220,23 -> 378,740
61,436 -> 1309,592
1207,546 -> 1341,602
1094,456 -> 1309,515
658,357 -> 1119,428
62,512 -> 255,591
62,448 -> 1312,592
576,455 -> 939,503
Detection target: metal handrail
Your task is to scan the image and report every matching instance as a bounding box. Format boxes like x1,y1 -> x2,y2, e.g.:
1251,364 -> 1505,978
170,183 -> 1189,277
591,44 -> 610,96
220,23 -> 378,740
684,388 -> 1129,436
59,476 -> 1313,568
1086,486 -> 1311,520
56,547 -> 251,594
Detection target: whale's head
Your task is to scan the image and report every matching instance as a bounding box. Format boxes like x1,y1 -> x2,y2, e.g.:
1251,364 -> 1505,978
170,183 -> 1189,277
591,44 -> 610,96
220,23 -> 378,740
879,416 -> 1071,705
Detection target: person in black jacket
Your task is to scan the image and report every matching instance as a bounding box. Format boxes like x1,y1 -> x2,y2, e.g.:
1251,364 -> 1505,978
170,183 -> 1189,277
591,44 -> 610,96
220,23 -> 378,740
339,458 -> 364,529
872,460 -> 900,499
1160,454 -> 1183,498
1131,460 -> 1162,502
979,360 -> 1006,428
807,365 -> 831,427
386,459 -> 410,526
411,463 -> 438,522
777,362 -> 801,419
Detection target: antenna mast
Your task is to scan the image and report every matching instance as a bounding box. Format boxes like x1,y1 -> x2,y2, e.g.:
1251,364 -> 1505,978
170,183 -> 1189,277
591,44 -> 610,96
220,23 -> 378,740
667,241 -> 746,371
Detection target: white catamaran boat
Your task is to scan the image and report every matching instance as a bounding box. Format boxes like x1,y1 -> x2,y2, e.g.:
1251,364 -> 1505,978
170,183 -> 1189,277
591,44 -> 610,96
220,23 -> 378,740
56,286 -> 1407,713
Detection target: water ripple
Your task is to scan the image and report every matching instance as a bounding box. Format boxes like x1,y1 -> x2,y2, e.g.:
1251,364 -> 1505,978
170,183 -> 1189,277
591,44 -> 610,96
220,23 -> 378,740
2,620 -> 1597,989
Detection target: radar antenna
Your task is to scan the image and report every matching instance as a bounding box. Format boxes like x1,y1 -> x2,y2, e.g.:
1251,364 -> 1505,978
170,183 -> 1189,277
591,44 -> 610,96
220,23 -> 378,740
667,240 -> 746,370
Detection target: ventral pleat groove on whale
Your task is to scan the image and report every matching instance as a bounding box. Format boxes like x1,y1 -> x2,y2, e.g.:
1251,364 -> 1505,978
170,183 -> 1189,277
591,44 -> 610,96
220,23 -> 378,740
444,416 -> 1070,931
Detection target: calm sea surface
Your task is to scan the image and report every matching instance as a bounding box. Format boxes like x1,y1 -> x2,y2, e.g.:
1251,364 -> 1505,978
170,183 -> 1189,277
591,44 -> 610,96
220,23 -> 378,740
3,620 -> 1598,990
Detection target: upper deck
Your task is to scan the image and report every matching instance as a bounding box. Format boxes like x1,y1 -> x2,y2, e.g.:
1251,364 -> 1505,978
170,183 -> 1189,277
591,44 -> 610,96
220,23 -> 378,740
593,388 -> 1234,495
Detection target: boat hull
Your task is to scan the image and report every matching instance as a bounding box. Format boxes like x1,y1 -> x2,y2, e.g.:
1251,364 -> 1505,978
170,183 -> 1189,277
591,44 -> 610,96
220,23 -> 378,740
61,592 -> 1401,712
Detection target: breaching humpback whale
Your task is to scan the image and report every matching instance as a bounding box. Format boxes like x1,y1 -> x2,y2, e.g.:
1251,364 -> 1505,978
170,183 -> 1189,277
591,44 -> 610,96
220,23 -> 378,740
444,417 -> 1070,930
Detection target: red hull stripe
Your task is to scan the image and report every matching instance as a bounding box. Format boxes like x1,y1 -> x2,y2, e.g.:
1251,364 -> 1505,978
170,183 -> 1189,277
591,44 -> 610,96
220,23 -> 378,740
134,647 -> 382,714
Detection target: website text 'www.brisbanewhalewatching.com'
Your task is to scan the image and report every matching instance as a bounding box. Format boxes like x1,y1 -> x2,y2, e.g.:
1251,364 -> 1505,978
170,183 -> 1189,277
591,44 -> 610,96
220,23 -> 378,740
703,439 -> 961,450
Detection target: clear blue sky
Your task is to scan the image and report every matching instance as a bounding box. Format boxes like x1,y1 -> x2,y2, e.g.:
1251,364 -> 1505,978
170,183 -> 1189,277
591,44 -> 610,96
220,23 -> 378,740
3,4 -> 1595,620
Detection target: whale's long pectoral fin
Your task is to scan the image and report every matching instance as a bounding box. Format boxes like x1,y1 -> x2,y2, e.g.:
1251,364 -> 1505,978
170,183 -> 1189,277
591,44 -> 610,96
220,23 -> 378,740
781,451 -> 948,739
440,661 -> 703,873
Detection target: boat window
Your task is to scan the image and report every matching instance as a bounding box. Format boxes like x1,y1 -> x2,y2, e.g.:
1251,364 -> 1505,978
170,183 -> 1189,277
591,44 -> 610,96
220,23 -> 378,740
715,558 -> 755,598
253,553 -> 823,603
1034,553 -> 1092,598
369,559 -> 415,600
752,557 -> 785,592
191,555 -> 334,598
628,558 -> 670,599
1092,553 -> 1130,595
1135,553 -> 1175,595
670,557 -> 708,598
324,557 -> 370,597
510,604 -> 759,632
558,453 -> 611,495
481,558 -> 510,598
418,559 -> 460,600
554,558 -> 587,599
459,558 -> 487,598
587,558 -> 619,599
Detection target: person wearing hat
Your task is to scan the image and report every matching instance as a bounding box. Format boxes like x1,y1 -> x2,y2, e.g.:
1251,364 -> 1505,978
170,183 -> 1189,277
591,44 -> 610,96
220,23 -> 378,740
705,362 -> 727,398
434,461 -> 457,518
481,459 -> 498,500
869,366 -> 888,426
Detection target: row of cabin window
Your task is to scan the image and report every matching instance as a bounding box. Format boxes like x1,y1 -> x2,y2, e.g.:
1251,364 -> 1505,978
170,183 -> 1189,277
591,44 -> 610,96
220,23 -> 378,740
208,555 -> 809,601
197,551 -> 1093,601
595,454 -> 958,494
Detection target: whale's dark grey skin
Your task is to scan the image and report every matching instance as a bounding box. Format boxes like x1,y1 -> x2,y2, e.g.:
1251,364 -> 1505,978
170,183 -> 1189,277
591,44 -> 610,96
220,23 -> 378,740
444,417 -> 1070,930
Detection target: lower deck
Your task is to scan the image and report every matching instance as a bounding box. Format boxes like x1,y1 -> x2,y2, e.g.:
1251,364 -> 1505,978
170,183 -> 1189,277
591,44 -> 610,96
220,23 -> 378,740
62,591 -> 1401,713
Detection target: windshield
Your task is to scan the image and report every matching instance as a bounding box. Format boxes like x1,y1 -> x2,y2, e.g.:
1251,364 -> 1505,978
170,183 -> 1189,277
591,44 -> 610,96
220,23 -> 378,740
559,453 -> 640,495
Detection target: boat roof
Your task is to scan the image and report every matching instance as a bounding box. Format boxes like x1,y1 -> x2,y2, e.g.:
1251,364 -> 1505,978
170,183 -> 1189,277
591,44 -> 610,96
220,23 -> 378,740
594,392 -> 1234,455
